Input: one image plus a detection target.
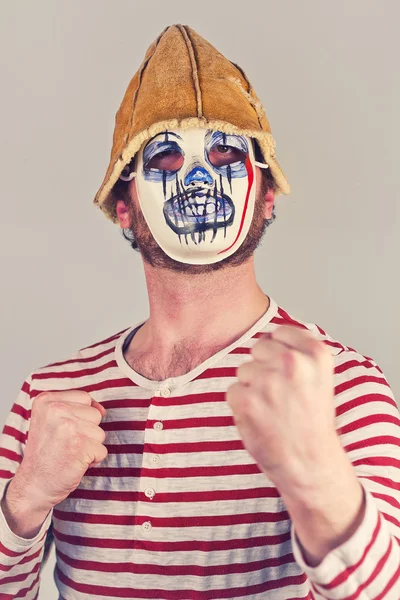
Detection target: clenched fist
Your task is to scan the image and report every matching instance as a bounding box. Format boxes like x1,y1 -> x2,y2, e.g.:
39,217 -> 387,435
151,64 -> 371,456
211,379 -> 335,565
13,390 -> 108,512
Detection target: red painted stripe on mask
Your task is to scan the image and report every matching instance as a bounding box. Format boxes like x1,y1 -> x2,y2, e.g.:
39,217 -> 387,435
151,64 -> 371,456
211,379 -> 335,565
218,155 -> 254,255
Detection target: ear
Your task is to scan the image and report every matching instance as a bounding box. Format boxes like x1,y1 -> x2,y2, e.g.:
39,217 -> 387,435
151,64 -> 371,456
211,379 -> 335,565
116,199 -> 132,229
263,188 -> 275,219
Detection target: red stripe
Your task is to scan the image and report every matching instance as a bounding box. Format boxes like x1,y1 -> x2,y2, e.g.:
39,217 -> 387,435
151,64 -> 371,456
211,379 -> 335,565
80,328 -> 130,350
316,511 -> 381,591
30,377 -> 138,396
334,536 -> 393,599
2,425 -> 26,444
10,402 -> 30,420
335,375 -> 390,396
41,345 -> 115,368
32,360 -> 118,379
53,528 -> 290,551
353,456 -> 400,469
158,416 -> 234,429
23,380 -> 32,393
105,443 -> 145,454
196,367 -> 238,379
104,440 -> 245,455
335,358 -> 384,375
68,486 -> 279,503
344,435 -> 400,453
55,546 -> 293,575
336,394 -> 397,418
144,416 -> 234,430
0,471 -> 16,480
0,547 -> 42,572
0,559 -> 41,587
358,473 -> 400,492
337,414 -> 400,436
0,569 -> 40,599
102,398 -> 152,409
373,555 -> 400,599
55,563 -> 309,599
378,511 -> 400,530
86,463 -> 262,479
0,535 -> 46,559
0,448 -> 22,463
102,421 -> 146,432
151,391 -> 227,407
230,347 -> 252,354
54,509 -> 289,527
102,392 -> 228,411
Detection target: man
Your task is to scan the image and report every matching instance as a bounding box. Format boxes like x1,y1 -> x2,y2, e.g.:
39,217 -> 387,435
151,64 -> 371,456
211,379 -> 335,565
0,24 -> 399,599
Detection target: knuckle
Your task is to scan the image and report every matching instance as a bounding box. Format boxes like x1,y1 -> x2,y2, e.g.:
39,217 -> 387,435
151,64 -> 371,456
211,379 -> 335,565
58,415 -> 75,430
67,432 -> 83,452
282,349 -> 294,362
32,391 -> 52,407
51,401 -> 69,414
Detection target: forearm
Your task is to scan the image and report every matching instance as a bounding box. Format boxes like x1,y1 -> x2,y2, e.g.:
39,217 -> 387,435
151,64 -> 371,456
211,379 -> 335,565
1,476 -> 52,539
276,439 -> 366,567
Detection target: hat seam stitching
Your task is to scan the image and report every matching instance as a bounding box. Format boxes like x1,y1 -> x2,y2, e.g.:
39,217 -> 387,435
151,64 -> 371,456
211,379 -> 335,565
179,25 -> 203,118
127,27 -> 169,140
229,62 -> 264,129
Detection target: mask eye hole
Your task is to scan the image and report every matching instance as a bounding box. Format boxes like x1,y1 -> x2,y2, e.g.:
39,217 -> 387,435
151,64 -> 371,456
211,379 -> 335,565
208,144 -> 247,167
146,149 -> 184,171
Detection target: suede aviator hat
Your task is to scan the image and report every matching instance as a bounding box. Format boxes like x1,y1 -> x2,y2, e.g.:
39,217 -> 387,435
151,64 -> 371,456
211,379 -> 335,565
94,24 -> 291,224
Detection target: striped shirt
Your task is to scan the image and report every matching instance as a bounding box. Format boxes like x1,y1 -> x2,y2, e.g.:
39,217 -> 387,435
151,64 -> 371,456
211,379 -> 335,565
0,296 -> 399,599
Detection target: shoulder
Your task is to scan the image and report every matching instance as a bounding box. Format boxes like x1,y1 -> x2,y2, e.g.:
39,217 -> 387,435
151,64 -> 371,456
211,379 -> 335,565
29,326 -> 132,394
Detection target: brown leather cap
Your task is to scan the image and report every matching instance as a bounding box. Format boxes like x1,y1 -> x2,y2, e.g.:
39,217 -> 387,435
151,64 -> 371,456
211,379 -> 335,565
94,24 -> 291,224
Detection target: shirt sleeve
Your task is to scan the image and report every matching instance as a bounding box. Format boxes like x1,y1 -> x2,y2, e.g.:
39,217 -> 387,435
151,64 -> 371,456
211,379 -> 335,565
291,352 -> 400,599
0,374 -> 54,598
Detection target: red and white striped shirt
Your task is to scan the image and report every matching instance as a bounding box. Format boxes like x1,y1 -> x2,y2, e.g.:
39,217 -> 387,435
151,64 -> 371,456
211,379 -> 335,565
1,296 -> 399,599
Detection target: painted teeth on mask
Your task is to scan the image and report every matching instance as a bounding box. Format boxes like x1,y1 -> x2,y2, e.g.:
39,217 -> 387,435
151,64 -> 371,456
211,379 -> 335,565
166,196 -> 233,224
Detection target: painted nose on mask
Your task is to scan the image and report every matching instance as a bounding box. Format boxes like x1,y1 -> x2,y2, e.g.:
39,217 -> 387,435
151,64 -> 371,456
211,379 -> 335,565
184,164 -> 213,187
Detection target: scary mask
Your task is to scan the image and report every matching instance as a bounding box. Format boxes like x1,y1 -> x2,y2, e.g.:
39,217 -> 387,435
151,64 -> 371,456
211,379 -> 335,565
121,127 -> 267,265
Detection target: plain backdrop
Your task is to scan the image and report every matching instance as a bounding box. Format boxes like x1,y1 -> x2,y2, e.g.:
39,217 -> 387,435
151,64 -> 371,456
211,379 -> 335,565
0,1 -> 399,597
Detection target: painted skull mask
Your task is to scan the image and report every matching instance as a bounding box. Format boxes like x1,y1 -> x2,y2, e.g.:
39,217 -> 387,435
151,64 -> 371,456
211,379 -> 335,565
126,128 -> 257,265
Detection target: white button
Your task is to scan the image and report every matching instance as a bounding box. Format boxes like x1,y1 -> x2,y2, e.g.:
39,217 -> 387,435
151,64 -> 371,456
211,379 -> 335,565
144,487 -> 155,499
150,455 -> 160,464
162,388 -> 171,397
142,521 -> 152,532
153,421 -> 163,430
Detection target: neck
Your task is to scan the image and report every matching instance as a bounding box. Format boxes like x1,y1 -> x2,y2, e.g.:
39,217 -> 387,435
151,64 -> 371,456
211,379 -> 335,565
136,256 -> 270,354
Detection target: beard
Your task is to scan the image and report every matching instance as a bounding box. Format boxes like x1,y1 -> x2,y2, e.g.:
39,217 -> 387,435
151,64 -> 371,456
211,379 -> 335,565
123,176 -> 273,275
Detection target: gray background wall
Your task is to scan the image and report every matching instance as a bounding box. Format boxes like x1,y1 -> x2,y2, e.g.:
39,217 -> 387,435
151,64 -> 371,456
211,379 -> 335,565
0,1 -> 398,597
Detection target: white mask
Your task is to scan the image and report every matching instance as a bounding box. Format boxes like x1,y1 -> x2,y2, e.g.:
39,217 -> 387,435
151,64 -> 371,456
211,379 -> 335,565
120,128 -> 268,265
